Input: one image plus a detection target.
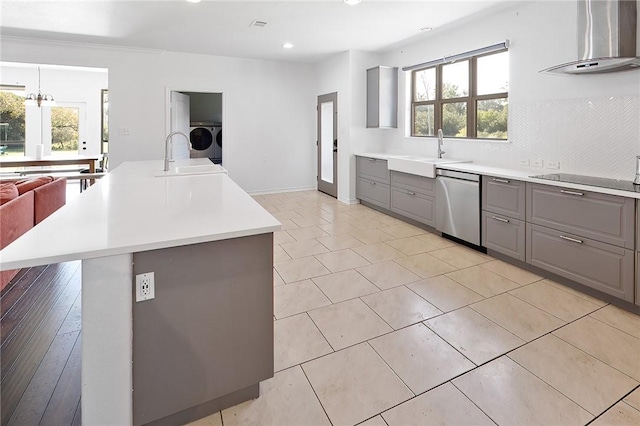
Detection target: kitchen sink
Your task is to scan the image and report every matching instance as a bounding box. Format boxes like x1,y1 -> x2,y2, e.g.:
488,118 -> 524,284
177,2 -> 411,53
154,164 -> 227,177
387,156 -> 470,178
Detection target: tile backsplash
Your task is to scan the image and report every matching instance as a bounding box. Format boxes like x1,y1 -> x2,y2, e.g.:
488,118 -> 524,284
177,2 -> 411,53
395,95 -> 640,181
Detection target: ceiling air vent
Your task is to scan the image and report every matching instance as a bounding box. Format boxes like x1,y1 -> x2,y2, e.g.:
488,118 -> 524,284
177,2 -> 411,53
249,20 -> 267,28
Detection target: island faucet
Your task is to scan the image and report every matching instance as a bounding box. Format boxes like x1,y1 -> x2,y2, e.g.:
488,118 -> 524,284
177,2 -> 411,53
164,131 -> 190,171
437,128 -> 445,159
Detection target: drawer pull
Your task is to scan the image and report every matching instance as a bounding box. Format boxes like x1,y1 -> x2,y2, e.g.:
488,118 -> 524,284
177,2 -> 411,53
560,189 -> 584,196
405,191 -> 416,196
491,216 -> 510,223
368,158 -> 376,162
369,181 -> 376,186
492,178 -> 510,184
560,235 -> 584,244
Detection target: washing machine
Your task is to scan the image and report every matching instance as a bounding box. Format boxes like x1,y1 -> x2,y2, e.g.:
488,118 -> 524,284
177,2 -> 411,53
189,122 -> 222,164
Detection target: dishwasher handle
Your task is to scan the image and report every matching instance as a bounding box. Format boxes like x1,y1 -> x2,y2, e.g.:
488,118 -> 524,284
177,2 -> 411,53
436,169 -> 480,182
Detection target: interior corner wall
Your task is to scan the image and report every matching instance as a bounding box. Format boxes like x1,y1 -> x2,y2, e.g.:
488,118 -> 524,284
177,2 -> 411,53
316,51 -> 352,203
378,0 -> 640,180
1,38 -> 317,194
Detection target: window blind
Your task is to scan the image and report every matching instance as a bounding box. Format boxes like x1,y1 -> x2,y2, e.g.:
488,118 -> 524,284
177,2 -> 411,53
402,40 -> 510,72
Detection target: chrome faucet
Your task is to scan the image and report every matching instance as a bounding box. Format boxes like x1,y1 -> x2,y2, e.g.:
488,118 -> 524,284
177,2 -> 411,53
164,131 -> 190,171
437,128 -> 446,159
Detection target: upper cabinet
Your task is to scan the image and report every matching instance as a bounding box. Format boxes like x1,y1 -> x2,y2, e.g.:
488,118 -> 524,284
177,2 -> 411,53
366,66 -> 398,129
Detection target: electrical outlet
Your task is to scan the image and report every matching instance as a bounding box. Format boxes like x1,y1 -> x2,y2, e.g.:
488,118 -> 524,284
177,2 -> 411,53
532,159 -> 544,168
118,127 -> 131,136
136,272 -> 155,302
519,159 -> 530,166
546,161 -> 560,169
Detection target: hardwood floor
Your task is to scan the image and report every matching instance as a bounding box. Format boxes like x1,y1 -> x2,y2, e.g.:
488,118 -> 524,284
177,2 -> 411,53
1,261 -> 82,426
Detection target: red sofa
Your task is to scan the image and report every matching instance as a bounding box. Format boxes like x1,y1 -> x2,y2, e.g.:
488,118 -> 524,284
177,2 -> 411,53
0,177 -> 67,291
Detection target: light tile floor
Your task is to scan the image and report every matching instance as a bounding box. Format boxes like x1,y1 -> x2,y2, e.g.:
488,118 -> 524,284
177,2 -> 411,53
190,190 -> 640,426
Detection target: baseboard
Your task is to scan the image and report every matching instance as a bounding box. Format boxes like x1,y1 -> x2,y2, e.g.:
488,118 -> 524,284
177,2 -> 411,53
247,186 -> 317,196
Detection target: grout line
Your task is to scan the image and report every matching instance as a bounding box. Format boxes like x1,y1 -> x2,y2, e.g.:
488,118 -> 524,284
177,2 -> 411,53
450,381 -> 500,426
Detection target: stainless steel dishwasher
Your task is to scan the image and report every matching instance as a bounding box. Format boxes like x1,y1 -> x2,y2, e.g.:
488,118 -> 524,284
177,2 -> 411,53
435,169 -> 481,246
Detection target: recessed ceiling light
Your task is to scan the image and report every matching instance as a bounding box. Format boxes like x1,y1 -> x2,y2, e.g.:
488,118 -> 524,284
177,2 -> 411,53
186,0 -> 201,3
282,43 -> 294,49
250,20 -> 267,28
344,0 -> 362,5
420,26 -> 433,32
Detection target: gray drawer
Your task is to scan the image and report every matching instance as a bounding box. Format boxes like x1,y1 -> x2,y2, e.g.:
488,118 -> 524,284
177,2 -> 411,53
482,176 -> 525,220
637,252 -> 640,306
391,171 -> 435,197
482,211 -> 525,261
391,188 -> 435,226
357,177 -> 390,209
356,156 -> 390,184
526,183 -> 635,249
526,223 -> 634,302
637,199 -> 639,250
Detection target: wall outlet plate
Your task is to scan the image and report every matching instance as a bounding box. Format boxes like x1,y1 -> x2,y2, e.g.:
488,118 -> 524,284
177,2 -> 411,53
136,272 -> 155,302
532,159 -> 544,168
546,161 -> 560,169
519,159 -> 530,166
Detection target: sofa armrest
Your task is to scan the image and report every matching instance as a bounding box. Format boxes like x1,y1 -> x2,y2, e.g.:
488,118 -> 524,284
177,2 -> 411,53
0,190 -> 35,249
34,177 -> 67,225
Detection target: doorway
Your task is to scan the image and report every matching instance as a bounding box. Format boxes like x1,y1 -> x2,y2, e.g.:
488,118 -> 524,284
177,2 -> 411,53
317,92 -> 337,198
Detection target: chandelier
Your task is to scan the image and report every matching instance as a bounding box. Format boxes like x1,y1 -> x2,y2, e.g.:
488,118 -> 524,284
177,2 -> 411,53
25,66 -> 55,107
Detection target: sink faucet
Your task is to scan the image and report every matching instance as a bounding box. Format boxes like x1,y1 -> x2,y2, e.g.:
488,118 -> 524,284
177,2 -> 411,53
164,131 -> 190,171
437,128 -> 446,159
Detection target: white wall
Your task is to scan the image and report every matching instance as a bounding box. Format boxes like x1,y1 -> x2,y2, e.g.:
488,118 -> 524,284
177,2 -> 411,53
376,0 -> 640,180
1,38 -> 317,194
316,50 -> 383,203
1,64 -> 107,156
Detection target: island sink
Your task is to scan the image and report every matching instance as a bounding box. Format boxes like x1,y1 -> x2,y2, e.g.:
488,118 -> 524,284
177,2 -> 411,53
154,164 -> 227,177
387,156 -> 470,178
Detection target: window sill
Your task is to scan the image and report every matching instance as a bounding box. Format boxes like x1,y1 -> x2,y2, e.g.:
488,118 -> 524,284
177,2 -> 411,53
403,135 -> 511,144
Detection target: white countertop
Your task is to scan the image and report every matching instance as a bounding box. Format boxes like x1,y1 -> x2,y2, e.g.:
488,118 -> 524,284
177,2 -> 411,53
355,153 -> 640,199
0,159 -> 281,270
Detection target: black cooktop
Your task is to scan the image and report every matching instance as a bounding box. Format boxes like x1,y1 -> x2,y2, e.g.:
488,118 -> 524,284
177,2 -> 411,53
530,173 -> 640,193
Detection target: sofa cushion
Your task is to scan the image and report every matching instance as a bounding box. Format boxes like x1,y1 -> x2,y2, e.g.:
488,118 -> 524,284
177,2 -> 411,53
16,176 -> 54,195
34,177 -> 67,224
0,183 -> 19,205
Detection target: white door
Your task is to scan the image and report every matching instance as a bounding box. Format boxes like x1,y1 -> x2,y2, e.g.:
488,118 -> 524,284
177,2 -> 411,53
317,92 -> 338,198
170,91 -> 190,160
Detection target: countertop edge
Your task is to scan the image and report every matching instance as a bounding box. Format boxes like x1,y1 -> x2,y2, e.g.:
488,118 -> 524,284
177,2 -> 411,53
355,154 -> 640,199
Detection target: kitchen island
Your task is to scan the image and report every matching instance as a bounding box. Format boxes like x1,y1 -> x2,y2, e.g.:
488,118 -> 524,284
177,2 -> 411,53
0,158 -> 281,425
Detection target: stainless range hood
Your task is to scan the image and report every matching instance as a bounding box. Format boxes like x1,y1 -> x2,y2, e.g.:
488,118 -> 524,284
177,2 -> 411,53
541,0 -> 640,74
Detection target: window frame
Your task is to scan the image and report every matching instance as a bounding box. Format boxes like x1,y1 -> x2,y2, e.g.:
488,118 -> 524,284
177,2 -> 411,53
410,48 -> 509,140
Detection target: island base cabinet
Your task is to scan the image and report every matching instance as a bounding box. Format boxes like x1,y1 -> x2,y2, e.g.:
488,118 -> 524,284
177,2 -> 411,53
132,234 -> 274,426
482,211 -> 525,261
391,188 -> 435,226
357,177 -> 390,209
526,224 -> 634,302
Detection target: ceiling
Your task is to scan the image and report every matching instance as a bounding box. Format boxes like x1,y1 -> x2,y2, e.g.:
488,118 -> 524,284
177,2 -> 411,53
0,0 -> 513,63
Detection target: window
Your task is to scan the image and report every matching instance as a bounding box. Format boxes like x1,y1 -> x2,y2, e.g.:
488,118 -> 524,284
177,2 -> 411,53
0,85 -> 26,156
51,106 -> 79,155
411,49 -> 509,140
101,89 -> 108,153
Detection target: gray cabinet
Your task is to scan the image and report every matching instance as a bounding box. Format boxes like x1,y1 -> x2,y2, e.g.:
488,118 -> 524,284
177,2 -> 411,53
527,223 -> 634,302
482,175 -> 526,260
482,176 -> 526,220
390,171 -> 436,226
527,183 -> 635,250
357,156 -> 390,184
482,211 -> 526,261
356,156 -> 390,209
366,66 -> 398,129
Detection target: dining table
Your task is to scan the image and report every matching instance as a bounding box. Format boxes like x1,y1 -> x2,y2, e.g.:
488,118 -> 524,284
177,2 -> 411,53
0,154 -> 103,185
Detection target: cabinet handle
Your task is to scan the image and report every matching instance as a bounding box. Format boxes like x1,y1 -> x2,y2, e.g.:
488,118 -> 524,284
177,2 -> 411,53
492,178 -> 510,184
405,191 -> 416,196
491,216 -> 510,223
560,235 -> 583,244
368,158 -> 376,162
560,189 -> 584,196
369,181 -> 376,186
